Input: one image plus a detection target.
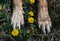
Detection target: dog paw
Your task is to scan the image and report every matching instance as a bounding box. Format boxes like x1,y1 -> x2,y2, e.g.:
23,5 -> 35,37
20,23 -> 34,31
38,20 -> 52,33
11,8 -> 24,30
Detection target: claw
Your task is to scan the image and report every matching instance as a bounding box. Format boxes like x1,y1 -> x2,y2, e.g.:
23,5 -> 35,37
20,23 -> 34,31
42,23 -> 46,33
16,20 -> 21,30
38,22 -> 42,28
13,22 -> 17,29
21,20 -> 24,28
21,24 -> 24,28
46,25 -> 50,33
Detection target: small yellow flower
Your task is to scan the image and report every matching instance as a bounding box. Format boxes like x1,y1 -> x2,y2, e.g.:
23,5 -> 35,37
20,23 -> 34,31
29,0 -> 35,4
11,29 -> 19,36
28,17 -> 34,23
28,11 -> 34,16
0,5 -> 2,10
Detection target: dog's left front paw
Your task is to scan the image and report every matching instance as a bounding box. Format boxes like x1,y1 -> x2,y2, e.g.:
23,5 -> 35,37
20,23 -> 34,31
38,19 -> 52,33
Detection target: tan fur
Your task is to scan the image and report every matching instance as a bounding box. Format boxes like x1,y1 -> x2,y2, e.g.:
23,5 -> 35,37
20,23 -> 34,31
38,0 -> 52,33
11,0 -> 52,33
11,0 -> 24,29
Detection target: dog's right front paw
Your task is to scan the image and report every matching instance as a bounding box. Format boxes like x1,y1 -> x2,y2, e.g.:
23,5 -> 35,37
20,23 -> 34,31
11,8 -> 24,30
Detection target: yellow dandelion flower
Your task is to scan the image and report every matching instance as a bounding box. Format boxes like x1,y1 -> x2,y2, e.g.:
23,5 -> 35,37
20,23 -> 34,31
28,11 -> 34,16
28,17 -> 34,23
11,29 -> 19,36
29,0 -> 35,4
0,5 -> 2,10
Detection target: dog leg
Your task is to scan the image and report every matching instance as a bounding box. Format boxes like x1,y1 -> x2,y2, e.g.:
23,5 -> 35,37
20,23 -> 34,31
11,0 -> 24,30
38,0 -> 52,33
